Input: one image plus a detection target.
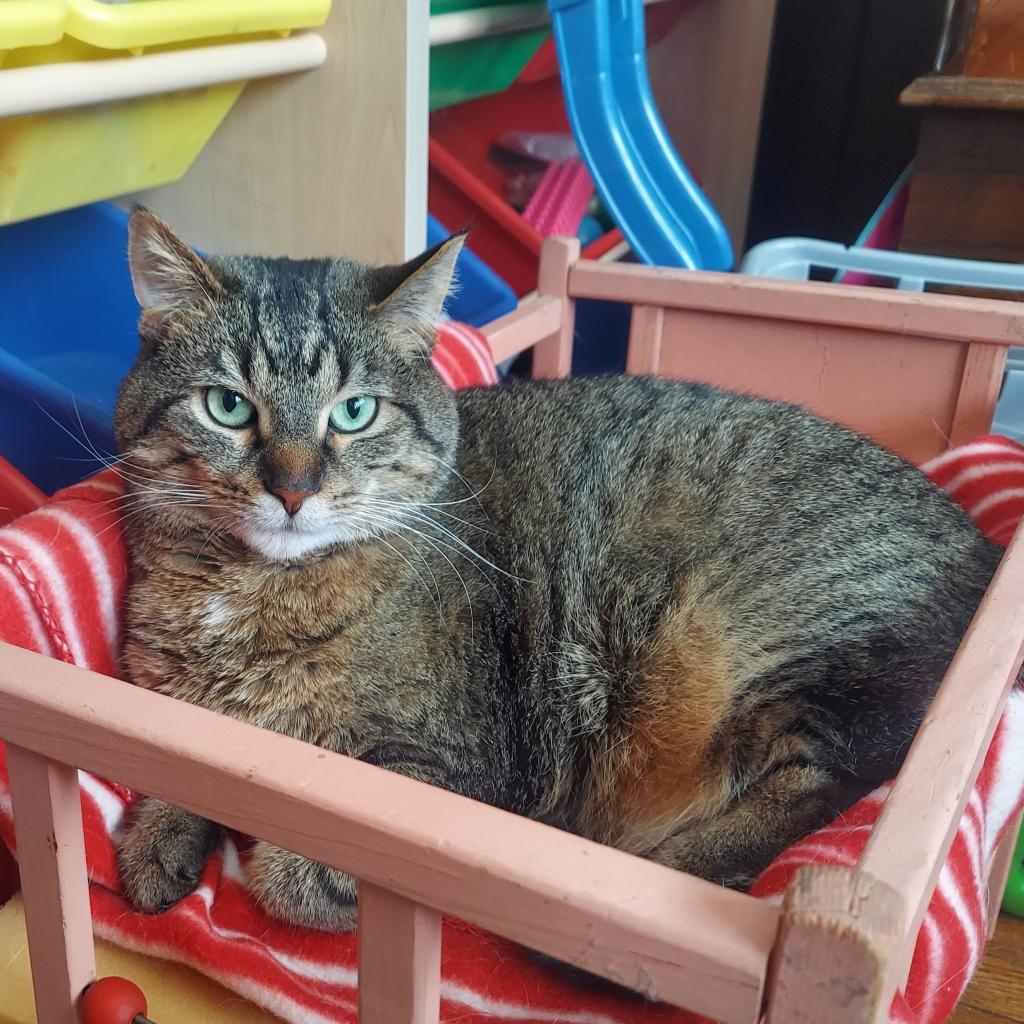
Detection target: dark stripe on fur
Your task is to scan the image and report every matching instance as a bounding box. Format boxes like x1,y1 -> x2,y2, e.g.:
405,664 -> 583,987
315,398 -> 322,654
391,400 -> 444,454
140,393 -> 186,437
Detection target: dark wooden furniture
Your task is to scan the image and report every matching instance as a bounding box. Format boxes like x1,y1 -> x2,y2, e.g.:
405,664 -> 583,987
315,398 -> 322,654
900,1 -> 1024,267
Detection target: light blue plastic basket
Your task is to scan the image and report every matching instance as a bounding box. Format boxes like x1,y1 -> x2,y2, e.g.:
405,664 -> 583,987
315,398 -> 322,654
740,238 -> 1024,443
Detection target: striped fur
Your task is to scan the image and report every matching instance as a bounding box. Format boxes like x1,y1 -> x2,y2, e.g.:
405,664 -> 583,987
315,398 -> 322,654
0,436 -> 1020,1023
111,212 -> 1002,932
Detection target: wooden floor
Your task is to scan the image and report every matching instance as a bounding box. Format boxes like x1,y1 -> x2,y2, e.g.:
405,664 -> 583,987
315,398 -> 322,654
951,914 -> 1024,1023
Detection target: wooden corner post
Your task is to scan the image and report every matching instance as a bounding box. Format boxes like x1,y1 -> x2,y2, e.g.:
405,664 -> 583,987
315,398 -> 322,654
358,883 -> 442,1024
764,865 -> 906,1024
7,745 -> 95,1024
532,236 -> 580,380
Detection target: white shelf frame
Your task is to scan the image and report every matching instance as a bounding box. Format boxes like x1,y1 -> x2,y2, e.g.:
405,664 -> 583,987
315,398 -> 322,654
0,34 -> 327,120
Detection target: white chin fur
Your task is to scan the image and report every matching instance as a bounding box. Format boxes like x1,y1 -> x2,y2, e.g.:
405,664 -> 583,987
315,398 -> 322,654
238,526 -> 348,561
235,495 -> 369,562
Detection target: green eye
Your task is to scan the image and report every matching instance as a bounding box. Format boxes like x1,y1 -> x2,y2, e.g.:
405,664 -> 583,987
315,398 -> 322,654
330,395 -> 379,433
205,386 -> 256,429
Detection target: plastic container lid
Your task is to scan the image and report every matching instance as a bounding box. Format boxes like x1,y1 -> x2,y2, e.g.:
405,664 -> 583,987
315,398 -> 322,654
0,1 -> 66,50
0,0 -> 331,52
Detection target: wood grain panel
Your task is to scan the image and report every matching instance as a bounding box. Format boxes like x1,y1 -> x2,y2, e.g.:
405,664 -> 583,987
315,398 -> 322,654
134,0 -> 428,262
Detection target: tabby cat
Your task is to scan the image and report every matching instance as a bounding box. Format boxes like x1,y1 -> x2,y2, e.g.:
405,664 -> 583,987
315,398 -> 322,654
114,210 -> 1000,932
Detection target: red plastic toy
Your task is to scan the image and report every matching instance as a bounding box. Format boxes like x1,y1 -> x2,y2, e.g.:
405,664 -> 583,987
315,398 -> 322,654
79,977 -> 153,1024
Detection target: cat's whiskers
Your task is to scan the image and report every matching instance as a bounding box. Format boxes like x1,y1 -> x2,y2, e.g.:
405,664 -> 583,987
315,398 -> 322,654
36,401 -> 175,489
364,502 -> 521,621
421,451 -> 497,521
412,528 -> 475,640
419,448 -> 491,512
39,399 -> 206,499
55,446 -> 149,466
93,498 -> 212,541
115,484 -> 210,511
345,509 -> 444,617
193,513 -> 236,566
62,401 -> 190,487
384,504 -> 527,584
365,496 -> 491,537
366,506 -> 496,584
357,510 -> 477,638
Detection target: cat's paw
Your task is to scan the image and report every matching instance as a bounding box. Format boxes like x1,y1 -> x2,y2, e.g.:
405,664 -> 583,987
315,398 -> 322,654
116,798 -> 221,913
247,841 -> 358,932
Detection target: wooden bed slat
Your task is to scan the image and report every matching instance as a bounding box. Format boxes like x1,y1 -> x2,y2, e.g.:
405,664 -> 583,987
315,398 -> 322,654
7,745 -> 95,1024
987,809 -> 1024,941
625,305 -> 665,375
765,866 -> 905,1024
482,298 -> 563,365
532,237 -> 579,380
860,523 -> 1024,988
358,885 -> 441,1024
0,643 -> 779,1024
568,260 -> 1024,346
949,342 -> 1009,447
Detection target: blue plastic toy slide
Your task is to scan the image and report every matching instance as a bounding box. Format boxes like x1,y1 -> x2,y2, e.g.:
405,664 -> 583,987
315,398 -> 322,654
548,0 -> 733,270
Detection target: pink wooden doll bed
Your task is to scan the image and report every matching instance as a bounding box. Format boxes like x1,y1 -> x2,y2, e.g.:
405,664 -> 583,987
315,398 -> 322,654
1,238 -> 1023,1024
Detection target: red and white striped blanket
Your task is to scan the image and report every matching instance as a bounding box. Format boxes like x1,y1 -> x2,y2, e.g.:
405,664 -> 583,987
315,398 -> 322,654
0,324 -> 1021,1024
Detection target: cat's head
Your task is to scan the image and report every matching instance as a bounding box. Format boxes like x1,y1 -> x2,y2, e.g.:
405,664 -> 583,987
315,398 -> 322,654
114,209 -> 465,562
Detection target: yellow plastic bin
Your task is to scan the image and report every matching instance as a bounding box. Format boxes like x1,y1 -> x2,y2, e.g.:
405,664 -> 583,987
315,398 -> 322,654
0,1 -> 331,225
0,2 -> 66,52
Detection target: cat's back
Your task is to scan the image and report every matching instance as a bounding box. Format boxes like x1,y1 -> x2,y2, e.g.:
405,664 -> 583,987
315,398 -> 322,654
454,374 -> 976,540
453,374 -> 998,639
454,374 -> 1000,799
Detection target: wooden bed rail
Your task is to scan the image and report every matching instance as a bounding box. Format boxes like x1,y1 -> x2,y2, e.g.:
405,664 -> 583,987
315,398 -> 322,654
765,522 -> 1024,1024
482,237 -> 580,374
861,522 -> 1024,982
0,641 -> 779,1024
488,239 -> 1022,465
566,259 -> 1024,345
6,239 -> 1024,1024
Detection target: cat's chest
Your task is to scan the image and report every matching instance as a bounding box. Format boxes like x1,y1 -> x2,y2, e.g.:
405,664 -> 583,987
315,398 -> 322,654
125,555 -> 391,741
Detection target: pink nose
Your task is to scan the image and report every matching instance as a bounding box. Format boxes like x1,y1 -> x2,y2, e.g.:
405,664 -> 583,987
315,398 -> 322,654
271,487 -> 316,517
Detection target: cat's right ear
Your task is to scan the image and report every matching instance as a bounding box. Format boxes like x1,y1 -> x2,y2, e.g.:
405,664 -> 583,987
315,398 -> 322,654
127,208 -> 222,319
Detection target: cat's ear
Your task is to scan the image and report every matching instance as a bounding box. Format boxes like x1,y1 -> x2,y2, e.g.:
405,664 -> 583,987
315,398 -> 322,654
127,207 -> 222,317
368,232 -> 465,354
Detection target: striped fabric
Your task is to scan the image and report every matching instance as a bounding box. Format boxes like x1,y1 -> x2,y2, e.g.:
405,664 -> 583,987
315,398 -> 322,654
0,327 -> 1020,1023
434,319 -> 501,391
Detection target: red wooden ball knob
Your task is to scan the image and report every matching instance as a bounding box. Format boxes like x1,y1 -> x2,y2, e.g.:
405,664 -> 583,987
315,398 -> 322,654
79,976 -> 149,1024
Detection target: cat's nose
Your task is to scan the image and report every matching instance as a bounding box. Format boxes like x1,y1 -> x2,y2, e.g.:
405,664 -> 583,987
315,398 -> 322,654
269,486 -> 318,517
261,451 -> 324,516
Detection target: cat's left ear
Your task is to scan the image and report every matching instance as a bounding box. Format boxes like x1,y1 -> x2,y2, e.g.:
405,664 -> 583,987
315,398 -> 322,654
368,232 -> 465,355
127,207 -> 223,318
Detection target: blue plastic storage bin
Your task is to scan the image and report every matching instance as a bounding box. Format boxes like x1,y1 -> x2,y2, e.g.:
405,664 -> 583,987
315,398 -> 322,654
0,205 -> 518,494
0,203 -> 139,493
427,214 -> 517,327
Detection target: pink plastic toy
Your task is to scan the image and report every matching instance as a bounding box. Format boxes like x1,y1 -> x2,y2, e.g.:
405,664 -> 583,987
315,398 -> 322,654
522,159 -> 594,238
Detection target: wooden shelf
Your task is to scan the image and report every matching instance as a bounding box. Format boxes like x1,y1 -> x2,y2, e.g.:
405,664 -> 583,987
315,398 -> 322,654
901,73 -> 1024,112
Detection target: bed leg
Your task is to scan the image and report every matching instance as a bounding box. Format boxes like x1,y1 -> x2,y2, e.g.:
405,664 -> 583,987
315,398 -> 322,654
532,237 -> 580,380
764,865 -> 905,1024
7,744 -> 95,1024
358,883 -> 442,1024
625,305 -> 666,375
986,808 -> 1023,939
